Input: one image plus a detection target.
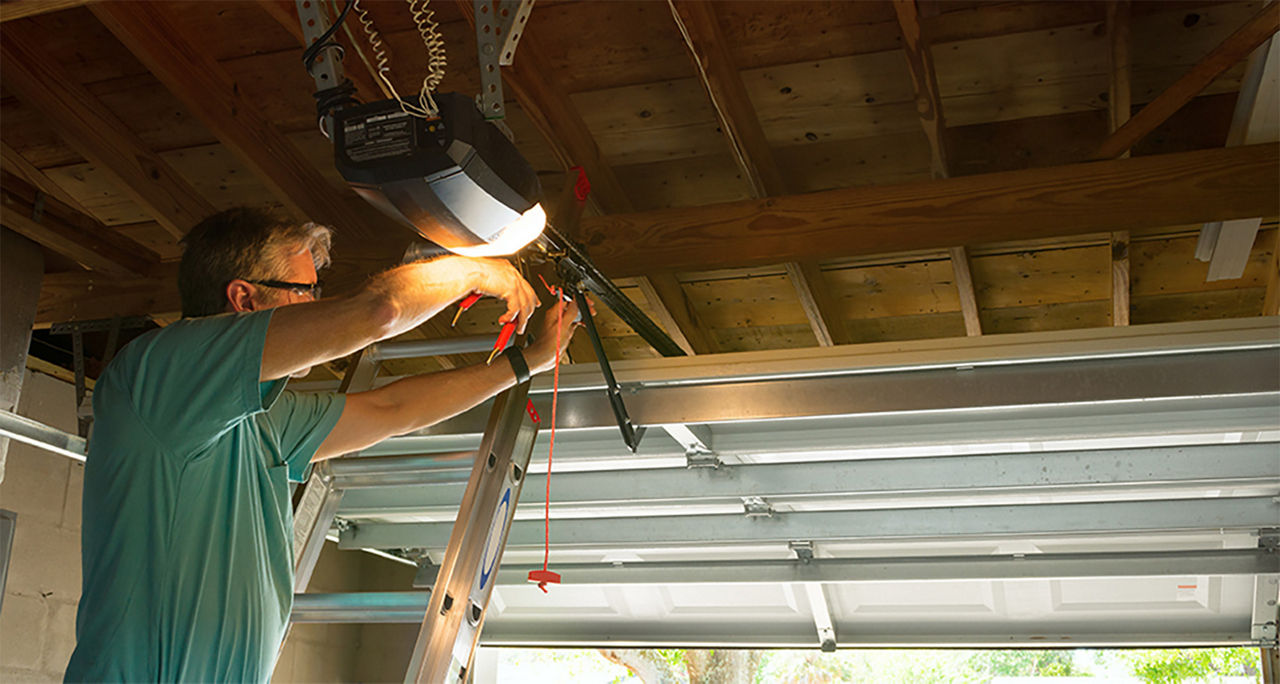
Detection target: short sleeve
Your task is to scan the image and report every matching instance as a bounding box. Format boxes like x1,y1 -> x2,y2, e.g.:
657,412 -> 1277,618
264,390 -> 346,481
122,310 -> 278,452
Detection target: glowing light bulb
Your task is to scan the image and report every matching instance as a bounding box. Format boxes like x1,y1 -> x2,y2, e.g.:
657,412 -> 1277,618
450,203 -> 547,257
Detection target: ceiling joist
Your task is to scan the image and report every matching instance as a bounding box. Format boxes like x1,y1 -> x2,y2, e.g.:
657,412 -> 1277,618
89,1 -> 376,239
0,28 -> 216,239
1,170 -> 158,277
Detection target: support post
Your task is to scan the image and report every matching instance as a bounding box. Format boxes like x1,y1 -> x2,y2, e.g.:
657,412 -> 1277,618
0,228 -> 43,483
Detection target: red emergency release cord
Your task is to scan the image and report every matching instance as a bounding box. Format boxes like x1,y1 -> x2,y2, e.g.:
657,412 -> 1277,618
528,276 -> 564,593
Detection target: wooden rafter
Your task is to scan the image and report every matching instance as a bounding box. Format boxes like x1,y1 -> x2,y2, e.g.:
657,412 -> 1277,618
0,0 -> 96,23
579,144 -> 1280,277
669,1 -> 847,348
0,142 -> 89,213
1108,0 -> 1132,326
456,1 -> 632,214
668,0 -> 785,197
783,262 -> 838,346
1265,229 -> 1280,317
893,0 -> 980,336
36,265 -> 181,328
1094,2 -> 1279,160
90,2 -> 376,239
639,274 -> 716,355
0,29 -> 216,239
255,0 -> 387,105
1,171 -> 158,277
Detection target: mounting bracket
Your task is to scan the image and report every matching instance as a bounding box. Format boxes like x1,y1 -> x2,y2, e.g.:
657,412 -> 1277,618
474,0 -> 535,120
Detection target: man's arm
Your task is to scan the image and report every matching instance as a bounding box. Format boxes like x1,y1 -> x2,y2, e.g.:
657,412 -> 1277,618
312,298 -> 580,459
259,256 -> 539,381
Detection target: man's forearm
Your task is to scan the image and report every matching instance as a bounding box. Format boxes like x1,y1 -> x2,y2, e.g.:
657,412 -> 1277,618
364,257 -> 485,340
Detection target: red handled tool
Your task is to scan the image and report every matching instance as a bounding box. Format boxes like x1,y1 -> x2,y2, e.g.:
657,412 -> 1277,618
485,320 -> 517,365
451,292 -> 483,327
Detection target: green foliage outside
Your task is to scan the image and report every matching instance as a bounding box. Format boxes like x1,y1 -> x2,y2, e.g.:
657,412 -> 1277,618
494,646 -> 1264,683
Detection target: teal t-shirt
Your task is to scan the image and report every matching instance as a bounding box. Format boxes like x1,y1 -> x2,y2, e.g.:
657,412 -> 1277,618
64,310 -> 346,683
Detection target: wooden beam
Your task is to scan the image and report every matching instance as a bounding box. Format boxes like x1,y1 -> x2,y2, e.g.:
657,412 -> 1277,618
783,262 -> 837,346
1094,2 -> 1279,160
669,0 -> 785,197
36,265 -> 180,327
1,171 -> 157,277
0,142 -> 88,213
0,29 -> 215,238
1265,228 -> 1280,317
1108,1 -> 1132,327
578,144 -> 1280,277
0,0 -> 96,22
947,246 -> 983,336
638,274 -> 716,355
255,0 -> 387,105
894,0 -> 981,336
90,2 -> 375,239
892,0 -> 949,179
456,1 -> 632,214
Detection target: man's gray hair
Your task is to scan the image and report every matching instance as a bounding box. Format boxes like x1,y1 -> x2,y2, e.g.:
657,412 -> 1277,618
178,207 -> 334,318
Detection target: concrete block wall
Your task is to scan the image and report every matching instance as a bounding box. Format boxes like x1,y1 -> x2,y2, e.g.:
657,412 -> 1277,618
0,371 -> 84,682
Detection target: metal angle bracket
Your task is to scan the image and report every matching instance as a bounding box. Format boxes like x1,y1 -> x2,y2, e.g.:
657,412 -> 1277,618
1253,574 -> 1280,647
685,452 -> 723,469
789,541 -> 816,563
474,0 -> 535,120
742,496 -> 774,518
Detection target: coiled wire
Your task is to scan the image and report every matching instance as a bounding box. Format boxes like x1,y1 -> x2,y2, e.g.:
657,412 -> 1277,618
350,0 -> 446,118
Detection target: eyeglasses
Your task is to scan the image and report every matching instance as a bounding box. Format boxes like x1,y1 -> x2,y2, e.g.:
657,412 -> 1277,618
245,279 -> 323,299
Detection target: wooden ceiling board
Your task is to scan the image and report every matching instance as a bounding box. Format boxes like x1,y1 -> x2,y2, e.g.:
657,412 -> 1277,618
981,300 -> 1111,334
525,0 -> 696,93
571,79 -> 722,166
1131,230 -> 1274,298
711,323 -> 816,354
612,153 -> 750,212
823,259 -> 962,320
771,131 -> 934,194
971,246 -> 1110,310
114,221 -> 181,262
683,274 -> 810,330
1132,288 -> 1267,325
845,311 -> 968,345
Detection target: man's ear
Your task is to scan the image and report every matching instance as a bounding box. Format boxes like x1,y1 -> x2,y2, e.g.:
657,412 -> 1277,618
225,279 -> 257,313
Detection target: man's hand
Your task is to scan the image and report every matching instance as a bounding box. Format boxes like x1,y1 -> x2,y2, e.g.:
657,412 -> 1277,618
464,257 -> 540,333
525,297 -> 583,375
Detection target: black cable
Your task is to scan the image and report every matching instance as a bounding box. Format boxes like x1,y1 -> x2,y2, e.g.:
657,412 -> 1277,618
301,0 -> 355,77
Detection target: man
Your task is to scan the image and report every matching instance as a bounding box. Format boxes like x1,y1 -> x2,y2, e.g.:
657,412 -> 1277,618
64,207 -> 580,682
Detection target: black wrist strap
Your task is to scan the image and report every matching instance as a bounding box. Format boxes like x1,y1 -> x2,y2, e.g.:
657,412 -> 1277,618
503,345 -> 531,385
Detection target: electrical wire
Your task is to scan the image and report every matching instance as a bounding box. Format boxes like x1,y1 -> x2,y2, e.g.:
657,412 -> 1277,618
302,0 -> 355,77
349,0 -> 447,119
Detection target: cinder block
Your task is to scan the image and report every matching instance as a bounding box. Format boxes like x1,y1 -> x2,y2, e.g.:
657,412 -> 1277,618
5,519 -> 81,601
41,600 -> 78,674
0,593 -> 47,670
62,461 -> 84,530
16,372 -> 77,434
1,666 -> 60,684
0,441 -> 69,526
